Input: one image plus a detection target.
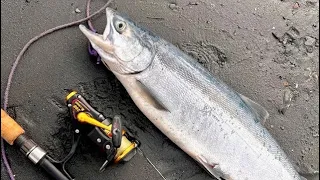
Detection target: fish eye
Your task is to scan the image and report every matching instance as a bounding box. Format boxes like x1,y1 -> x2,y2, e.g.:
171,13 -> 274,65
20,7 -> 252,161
115,20 -> 126,33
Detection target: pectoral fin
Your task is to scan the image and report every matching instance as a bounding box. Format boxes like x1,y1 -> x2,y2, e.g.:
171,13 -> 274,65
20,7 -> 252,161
135,80 -> 169,112
239,94 -> 269,125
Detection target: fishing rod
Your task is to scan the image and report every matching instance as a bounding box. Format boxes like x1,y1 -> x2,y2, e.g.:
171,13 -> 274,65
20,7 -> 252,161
1,109 -> 69,180
1,90 -> 140,180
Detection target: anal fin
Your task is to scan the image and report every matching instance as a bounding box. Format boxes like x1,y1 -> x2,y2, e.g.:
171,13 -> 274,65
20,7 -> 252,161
196,155 -> 226,180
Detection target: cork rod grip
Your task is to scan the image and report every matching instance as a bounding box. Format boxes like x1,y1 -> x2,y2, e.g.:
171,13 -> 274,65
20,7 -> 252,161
1,109 -> 25,145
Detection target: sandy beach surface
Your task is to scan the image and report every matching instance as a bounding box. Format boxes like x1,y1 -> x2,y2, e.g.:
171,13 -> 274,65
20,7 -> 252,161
1,0 -> 318,179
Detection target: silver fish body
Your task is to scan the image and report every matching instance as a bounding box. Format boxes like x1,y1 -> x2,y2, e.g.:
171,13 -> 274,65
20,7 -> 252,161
79,8 -> 304,180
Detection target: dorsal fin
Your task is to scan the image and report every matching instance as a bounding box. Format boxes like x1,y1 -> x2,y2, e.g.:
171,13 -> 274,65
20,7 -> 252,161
299,172 -> 318,180
239,94 -> 269,125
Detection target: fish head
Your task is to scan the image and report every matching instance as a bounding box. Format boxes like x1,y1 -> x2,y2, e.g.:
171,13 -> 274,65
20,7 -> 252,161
79,8 -> 155,74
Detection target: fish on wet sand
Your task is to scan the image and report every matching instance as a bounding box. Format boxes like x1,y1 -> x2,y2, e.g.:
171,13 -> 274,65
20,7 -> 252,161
79,8 -> 305,180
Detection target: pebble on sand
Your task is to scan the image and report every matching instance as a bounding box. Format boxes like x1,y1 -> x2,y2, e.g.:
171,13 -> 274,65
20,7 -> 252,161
293,2 -> 300,9
305,36 -> 316,46
75,8 -> 81,13
169,3 -> 178,10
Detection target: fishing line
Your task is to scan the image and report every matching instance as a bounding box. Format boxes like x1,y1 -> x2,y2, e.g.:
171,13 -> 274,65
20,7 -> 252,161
1,0 -> 112,179
137,148 -> 167,180
86,0 -> 102,64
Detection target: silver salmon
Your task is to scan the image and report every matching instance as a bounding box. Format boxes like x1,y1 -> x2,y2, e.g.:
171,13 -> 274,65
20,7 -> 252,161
79,8 -> 305,180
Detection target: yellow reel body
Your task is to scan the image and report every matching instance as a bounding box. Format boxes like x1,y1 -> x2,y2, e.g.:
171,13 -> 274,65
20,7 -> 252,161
66,91 -> 139,167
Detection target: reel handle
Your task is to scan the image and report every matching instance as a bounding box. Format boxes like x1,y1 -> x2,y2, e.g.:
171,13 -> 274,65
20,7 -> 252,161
111,115 -> 123,148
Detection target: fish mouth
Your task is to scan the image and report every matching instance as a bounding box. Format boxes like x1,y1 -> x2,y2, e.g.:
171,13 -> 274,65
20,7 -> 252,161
79,8 -> 116,53
79,24 -> 114,53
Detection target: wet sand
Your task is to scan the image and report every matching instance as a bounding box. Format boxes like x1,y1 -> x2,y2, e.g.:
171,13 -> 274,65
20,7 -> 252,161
1,0 -> 318,179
